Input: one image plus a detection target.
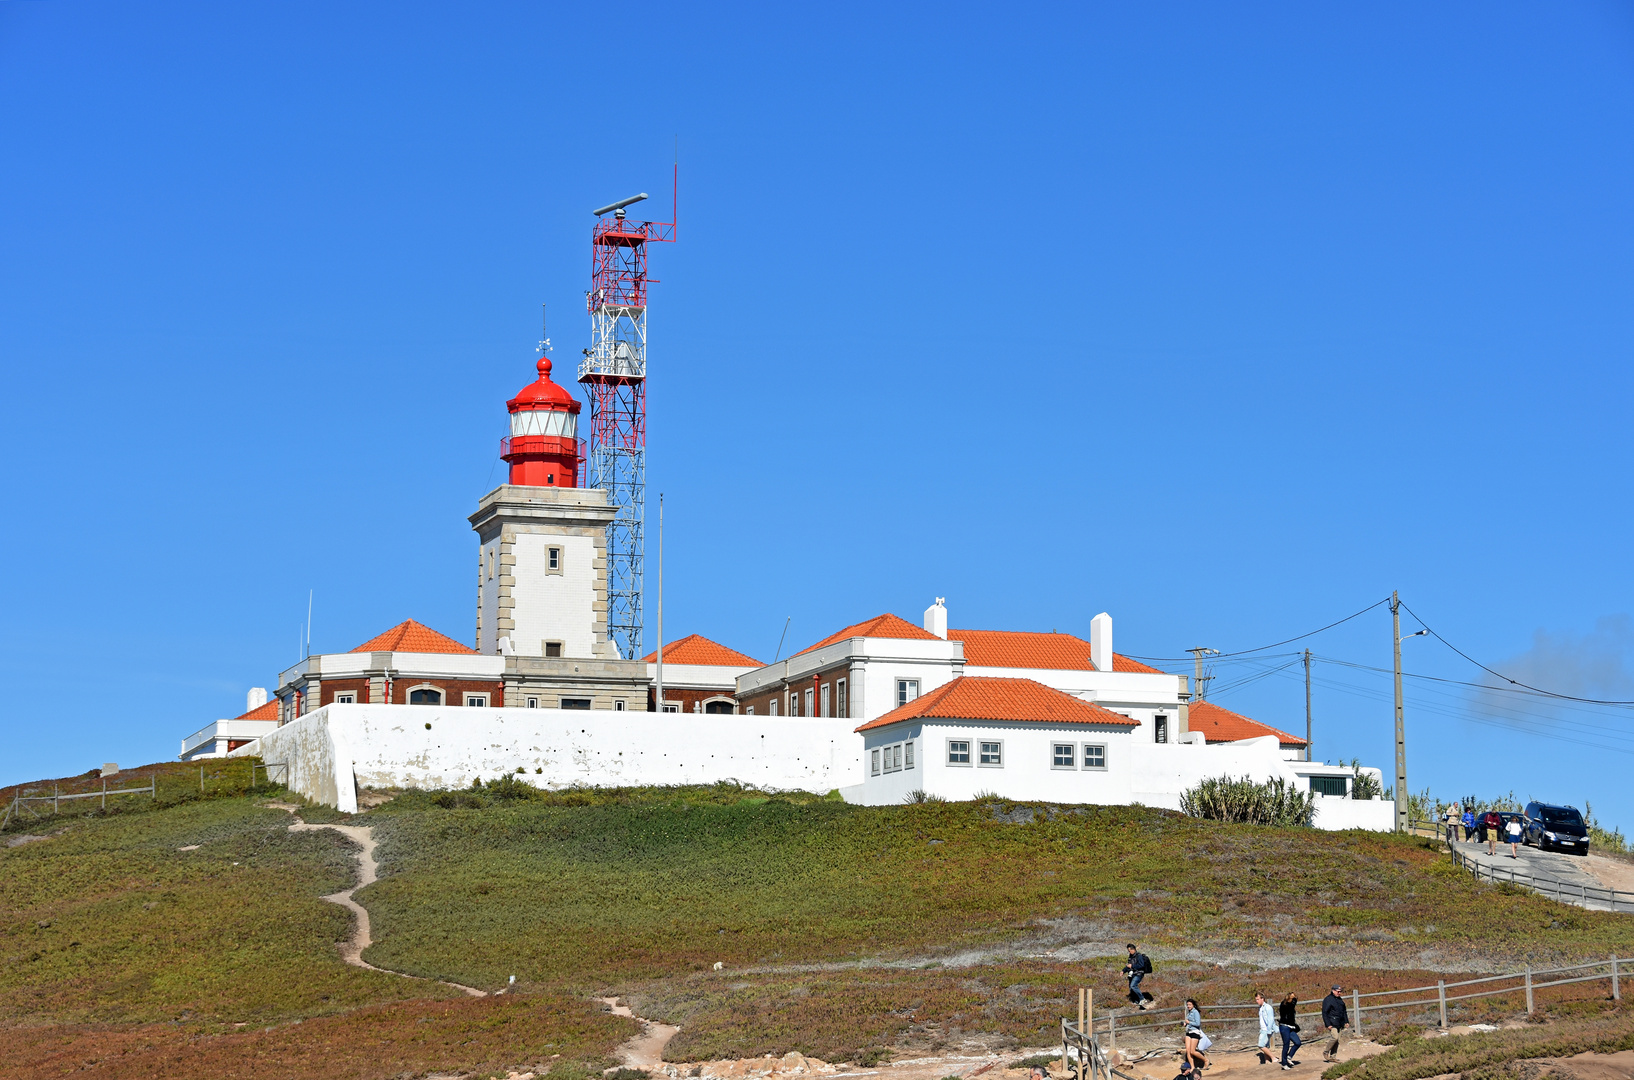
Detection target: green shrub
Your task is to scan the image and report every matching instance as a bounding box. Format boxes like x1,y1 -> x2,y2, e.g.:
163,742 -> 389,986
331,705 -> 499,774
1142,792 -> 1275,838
1179,775 -> 1315,826
854,1049 -> 892,1067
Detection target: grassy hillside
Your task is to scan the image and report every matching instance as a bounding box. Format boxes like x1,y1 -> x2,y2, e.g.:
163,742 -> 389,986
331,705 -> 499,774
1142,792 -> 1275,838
7,774 -> 1633,1075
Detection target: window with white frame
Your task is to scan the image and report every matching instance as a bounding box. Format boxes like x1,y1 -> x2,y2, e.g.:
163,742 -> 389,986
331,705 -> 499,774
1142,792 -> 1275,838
548,546 -> 561,571
820,684 -> 830,717
1154,715 -> 1168,744
463,693 -> 489,707
837,678 -> 848,719
979,740 -> 1003,767
1083,743 -> 1107,770
334,692 -> 356,704
871,749 -> 881,776
904,740 -> 914,769
947,739 -> 971,766
897,679 -> 920,706
614,699 -> 625,711
1052,743 -> 1075,769
804,688 -> 814,716
661,703 -> 680,713
768,698 -> 778,716
525,696 -> 540,709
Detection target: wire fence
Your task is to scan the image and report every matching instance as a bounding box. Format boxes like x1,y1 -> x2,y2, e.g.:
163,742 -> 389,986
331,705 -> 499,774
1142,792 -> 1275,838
1,761 -> 289,832
1055,955 -> 1627,1077
1409,817 -> 1634,914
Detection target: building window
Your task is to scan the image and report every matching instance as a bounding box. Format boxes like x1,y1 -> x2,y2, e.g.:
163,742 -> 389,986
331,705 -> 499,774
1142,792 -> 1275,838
561,697 -> 592,710
661,703 -> 680,713
897,679 -> 920,706
705,700 -> 734,714
1311,775 -> 1348,797
820,684 -> 830,717
904,741 -> 914,769
1053,743 -> 1075,769
871,749 -> 881,776
836,678 -> 848,719
1084,744 -> 1106,770
334,692 -> 356,704
947,739 -> 971,766
544,641 -> 563,658
408,687 -> 444,706
526,696 -> 540,709
464,693 -> 489,707
804,688 -> 813,716
746,706 -> 755,715
787,692 -> 797,717
768,698 -> 778,716
1154,715 -> 1169,744
979,740 -> 1003,767
548,546 -> 560,570
614,699 -> 626,711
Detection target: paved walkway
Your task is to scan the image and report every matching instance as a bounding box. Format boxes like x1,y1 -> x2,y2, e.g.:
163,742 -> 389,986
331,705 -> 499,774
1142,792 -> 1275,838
1449,837 -> 1620,911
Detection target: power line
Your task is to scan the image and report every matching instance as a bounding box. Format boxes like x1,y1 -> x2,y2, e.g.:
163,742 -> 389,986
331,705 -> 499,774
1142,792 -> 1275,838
1397,599 -> 1634,707
1127,597 -> 1390,663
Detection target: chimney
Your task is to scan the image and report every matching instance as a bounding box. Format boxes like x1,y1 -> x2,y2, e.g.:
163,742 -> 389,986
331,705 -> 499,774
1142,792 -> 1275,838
246,687 -> 269,711
924,597 -> 947,639
1089,612 -> 1113,672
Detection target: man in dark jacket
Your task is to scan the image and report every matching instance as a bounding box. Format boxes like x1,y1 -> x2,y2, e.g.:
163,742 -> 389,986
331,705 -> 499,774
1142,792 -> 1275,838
1321,985 -> 1348,1062
1122,943 -> 1154,1009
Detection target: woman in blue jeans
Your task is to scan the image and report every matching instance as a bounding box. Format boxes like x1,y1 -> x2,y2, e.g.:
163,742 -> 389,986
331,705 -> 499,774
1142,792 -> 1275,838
1278,993 -> 1302,1069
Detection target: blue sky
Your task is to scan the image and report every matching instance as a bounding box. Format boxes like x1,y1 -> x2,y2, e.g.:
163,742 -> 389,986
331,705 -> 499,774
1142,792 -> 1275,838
3,3 -> 1632,825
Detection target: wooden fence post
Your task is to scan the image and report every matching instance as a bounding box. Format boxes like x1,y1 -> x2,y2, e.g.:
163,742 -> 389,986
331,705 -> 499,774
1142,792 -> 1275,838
1061,1018 -> 1068,1078
1352,989 -> 1362,1037
1438,981 -> 1447,1029
1108,1010 -> 1116,1055
1524,965 -> 1534,1015
1612,956 -> 1620,1002
101,778 -> 106,811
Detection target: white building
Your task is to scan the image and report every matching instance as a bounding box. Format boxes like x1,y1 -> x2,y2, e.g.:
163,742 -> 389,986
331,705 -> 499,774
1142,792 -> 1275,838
180,689 -> 280,761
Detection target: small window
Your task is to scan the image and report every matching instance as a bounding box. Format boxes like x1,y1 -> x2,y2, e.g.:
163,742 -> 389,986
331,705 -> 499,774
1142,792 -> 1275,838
768,699 -> 778,716
334,692 -> 356,705
837,678 -> 848,719
904,741 -> 914,769
1083,743 -> 1106,770
1311,775 -> 1348,797
1053,743 -> 1075,769
979,740 -> 1003,767
561,697 -> 592,710
408,687 -> 444,706
464,693 -> 489,707
661,703 -> 680,713
614,699 -> 626,711
526,696 -> 540,709
1154,715 -> 1169,744
947,739 -> 971,766
892,745 -> 903,772
545,641 -> 563,658
871,749 -> 881,776
820,684 -> 830,717
548,547 -> 560,570
487,549 -> 495,580
804,688 -> 813,716
897,679 -> 920,706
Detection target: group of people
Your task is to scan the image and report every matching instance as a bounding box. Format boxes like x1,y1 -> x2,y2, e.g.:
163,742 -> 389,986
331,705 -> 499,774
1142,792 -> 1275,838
1441,803 -> 1525,858
1120,946 -> 1353,1074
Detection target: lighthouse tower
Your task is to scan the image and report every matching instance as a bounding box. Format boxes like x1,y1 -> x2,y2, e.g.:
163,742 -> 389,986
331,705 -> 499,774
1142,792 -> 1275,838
470,356 -> 650,709
500,357 -> 582,487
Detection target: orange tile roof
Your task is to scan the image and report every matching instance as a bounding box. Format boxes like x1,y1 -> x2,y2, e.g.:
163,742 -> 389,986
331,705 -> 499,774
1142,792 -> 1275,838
350,619 -> 476,655
1187,700 -> 1307,747
855,676 -> 1141,732
794,613 -> 942,656
234,699 -> 280,722
948,628 -> 1164,674
642,633 -> 763,667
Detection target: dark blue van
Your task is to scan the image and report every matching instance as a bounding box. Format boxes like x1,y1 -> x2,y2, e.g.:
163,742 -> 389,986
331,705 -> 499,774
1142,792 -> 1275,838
1523,802 -> 1590,855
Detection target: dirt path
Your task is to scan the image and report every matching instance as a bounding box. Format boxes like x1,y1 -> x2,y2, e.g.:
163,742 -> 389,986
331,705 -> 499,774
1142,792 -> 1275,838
274,805 -> 487,997
601,997 -> 681,1069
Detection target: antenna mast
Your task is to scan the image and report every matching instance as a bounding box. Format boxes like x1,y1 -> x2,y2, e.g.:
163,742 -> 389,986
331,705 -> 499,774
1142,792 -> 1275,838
579,179 -> 676,660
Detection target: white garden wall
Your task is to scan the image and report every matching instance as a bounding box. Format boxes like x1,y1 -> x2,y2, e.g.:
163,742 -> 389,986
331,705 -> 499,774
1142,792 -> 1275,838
233,704 -> 863,808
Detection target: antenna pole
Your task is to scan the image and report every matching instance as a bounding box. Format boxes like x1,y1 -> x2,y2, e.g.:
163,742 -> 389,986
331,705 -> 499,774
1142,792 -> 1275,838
1304,649 -> 1313,762
306,590 -> 313,658
654,494 -> 664,713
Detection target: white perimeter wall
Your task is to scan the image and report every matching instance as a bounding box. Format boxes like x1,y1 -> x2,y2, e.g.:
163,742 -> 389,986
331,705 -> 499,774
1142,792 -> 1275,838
234,704 -> 864,808
509,532 -> 598,658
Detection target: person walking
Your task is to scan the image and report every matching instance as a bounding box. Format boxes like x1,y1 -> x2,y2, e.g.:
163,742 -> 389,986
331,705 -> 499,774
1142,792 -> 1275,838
1320,985 -> 1348,1063
1444,804 -> 1460,844
1483,810 -> 1502,855
1506,815 -> 1524,858
1255,992 -> 1276,1065
1461,807 -> 1476,842
1278,993 -> 1302,1070
1183,998 -> 1210,1073
1123,943 -> 1154,1009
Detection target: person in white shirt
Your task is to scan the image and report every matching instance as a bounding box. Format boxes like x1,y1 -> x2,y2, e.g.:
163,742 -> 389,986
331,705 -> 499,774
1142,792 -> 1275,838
1506,816 -> 1524,858
1256,992 -> 1276,1065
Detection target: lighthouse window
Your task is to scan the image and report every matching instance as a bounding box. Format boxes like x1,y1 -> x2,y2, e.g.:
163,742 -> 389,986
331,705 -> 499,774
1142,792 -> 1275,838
548,547 -> 560,570
544,641 -> 563,658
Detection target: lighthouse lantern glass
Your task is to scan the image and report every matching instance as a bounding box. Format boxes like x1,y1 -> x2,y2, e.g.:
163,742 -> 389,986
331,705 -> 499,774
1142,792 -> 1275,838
510,409 -> 576,439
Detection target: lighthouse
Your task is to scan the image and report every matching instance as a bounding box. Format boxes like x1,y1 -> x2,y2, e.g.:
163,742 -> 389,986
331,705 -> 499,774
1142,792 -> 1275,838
500,357 -> 581,487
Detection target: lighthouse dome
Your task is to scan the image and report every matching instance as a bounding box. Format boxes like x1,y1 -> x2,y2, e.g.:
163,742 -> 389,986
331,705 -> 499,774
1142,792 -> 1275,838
507,357 -> 582,413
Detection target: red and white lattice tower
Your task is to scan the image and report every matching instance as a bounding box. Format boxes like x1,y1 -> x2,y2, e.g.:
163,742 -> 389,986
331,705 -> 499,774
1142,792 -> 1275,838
577,181 -> 675,661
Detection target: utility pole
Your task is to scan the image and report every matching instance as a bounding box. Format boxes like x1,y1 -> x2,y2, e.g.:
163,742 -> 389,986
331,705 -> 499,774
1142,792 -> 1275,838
1303,649 -> 1313,762
1186,647 -> 1219,702
655,494 -> 665,713
1392,591 -> 1406,833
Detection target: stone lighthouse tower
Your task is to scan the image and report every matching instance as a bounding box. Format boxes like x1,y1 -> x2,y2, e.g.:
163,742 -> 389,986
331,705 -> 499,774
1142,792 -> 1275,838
470,355 -> 648,709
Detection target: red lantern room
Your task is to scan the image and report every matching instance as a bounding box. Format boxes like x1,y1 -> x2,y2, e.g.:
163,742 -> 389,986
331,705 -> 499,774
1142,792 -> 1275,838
500,357 -> 583,487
